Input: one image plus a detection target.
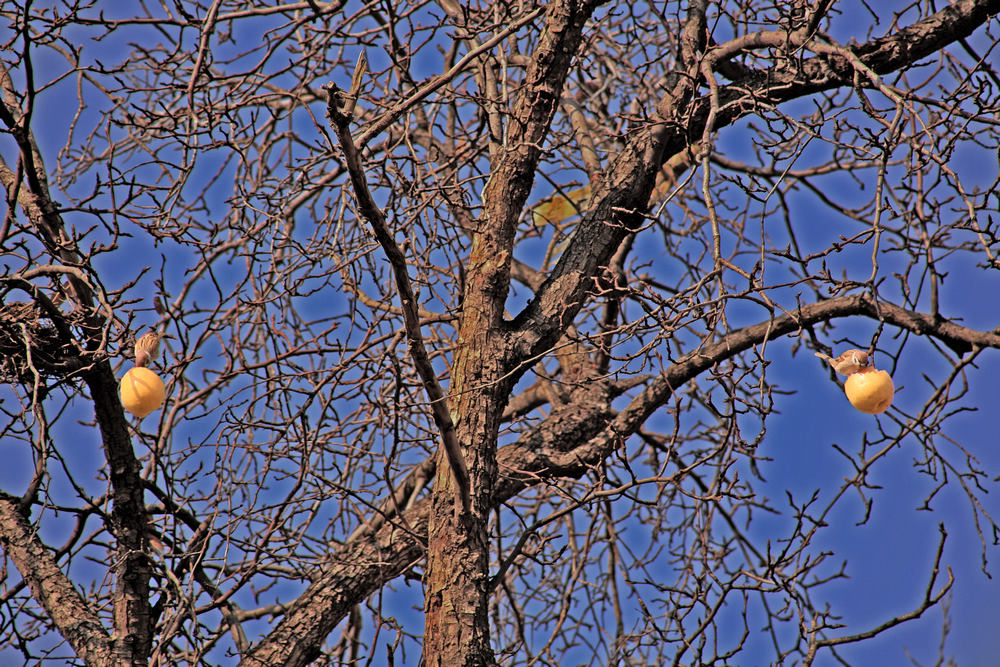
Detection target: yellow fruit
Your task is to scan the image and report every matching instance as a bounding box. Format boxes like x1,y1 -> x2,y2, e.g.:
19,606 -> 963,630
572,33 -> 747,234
119,366 -> 165,418
844,367 -> 894,415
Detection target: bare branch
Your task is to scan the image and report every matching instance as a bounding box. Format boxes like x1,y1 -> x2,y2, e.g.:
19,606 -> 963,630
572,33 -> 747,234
0,493 -> 113,664
325,83 -> 471,516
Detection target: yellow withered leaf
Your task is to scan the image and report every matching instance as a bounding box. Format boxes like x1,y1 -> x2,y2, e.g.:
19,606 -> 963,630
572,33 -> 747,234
531,185 -> 591,226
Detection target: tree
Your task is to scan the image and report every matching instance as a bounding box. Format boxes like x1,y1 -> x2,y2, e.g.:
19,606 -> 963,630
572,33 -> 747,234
2,0 -> 999,664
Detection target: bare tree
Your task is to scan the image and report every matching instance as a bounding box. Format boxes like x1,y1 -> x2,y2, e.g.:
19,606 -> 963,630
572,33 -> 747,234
1,0 -> 999,665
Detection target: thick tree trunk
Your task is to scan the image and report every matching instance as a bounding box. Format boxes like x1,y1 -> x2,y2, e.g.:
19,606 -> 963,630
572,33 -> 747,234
87,364 -> 154,666
420,4 -> 597,661
422,413 -> 497,666
422,241 -> 510,666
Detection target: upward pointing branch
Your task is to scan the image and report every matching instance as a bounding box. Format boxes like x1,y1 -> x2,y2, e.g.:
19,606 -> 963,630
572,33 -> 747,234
325,78 -> 471,517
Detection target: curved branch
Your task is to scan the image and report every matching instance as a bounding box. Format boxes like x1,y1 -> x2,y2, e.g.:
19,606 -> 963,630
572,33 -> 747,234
508,0 -> 998,366
243,292 -> 1000,665
355,7 -> 545,148
803,524 -> 953,666
326,86 -> 471,515
539,294 -> 994,475
0,493 -> 113,665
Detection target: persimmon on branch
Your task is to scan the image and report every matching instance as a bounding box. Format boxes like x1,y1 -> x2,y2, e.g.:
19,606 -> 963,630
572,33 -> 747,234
1,65 -> 155,664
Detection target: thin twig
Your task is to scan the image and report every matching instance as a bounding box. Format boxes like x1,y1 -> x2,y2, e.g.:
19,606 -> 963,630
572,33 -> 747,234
355,7 -> 543,147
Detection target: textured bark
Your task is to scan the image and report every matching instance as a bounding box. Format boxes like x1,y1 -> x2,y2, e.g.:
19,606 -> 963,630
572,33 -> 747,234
241,514 -> 427,666
421,1 -> 600,664
421,172 -> 518,666
0,493 -> 114,666
422,372 -> 506,667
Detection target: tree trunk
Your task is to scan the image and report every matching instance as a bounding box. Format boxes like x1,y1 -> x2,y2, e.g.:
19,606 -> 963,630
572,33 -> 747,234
422,233 -> 511,665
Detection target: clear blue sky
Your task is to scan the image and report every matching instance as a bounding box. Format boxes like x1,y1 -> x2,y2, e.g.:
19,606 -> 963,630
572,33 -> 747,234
2,3 -> 998,665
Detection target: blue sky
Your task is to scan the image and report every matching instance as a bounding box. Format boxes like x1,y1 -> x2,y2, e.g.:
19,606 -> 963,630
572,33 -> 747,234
2,2 -> 999,665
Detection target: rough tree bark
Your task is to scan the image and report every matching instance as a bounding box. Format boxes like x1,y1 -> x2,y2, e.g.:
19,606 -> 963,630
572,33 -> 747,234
0,0 -> 998,665
421,2 -> 601,664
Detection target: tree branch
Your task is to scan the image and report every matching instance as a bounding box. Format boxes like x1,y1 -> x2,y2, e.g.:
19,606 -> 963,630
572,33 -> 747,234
803,524 -> 953,666
355,6 -> 545,148
325,84 -> 471,516
2,65 -> 154,660
508,0 -> 999,367
0,493 -> 113,665
244,292 -> 1000,664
